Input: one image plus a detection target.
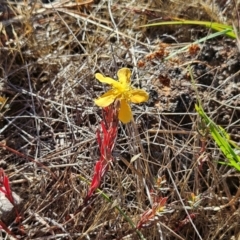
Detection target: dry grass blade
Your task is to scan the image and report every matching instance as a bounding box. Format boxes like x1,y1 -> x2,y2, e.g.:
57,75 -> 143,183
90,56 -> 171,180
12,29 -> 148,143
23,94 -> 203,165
1,0 -> 240,239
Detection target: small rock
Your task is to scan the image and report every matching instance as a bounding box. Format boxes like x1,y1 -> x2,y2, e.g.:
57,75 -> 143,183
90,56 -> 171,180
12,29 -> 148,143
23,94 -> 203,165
0,191 -> 22,224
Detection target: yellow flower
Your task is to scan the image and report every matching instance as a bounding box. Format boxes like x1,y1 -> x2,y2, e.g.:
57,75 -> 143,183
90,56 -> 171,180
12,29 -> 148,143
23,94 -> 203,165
94,68 -> 149,123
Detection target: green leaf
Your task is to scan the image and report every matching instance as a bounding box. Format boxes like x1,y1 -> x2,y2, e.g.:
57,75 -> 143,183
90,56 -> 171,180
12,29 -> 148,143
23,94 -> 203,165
195,104 -> 240,171
141,20 -> 236,39
165,29 -> 232,60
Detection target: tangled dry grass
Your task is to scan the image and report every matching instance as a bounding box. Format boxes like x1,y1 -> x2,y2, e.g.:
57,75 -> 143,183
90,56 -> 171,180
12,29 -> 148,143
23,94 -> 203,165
1,0 -> 240,239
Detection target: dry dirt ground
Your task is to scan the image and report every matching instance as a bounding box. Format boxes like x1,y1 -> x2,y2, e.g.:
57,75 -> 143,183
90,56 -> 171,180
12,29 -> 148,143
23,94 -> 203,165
0,0 -> 240,239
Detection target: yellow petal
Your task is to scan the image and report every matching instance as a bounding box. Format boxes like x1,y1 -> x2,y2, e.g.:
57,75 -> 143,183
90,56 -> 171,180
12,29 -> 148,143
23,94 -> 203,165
117,68 -> 131,86
118,99 -> 132,123
94,90 -> 119,107
129,89 -> 149,103
95,73 -> 122,89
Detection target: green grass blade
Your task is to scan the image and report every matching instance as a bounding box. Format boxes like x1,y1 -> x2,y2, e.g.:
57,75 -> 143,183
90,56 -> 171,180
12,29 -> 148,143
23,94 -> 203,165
195,105 -> 240,171
79,176 -> 146,240
141,20 -> 236,39
165,29 -> 232,60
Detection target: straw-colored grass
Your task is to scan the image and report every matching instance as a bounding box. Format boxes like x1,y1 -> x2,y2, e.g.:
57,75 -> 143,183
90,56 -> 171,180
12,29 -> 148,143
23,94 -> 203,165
0,0 -> 240,239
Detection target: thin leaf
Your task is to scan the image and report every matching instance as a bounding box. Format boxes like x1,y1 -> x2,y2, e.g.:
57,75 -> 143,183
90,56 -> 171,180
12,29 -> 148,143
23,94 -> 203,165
80,176 -> 146,240
141,20 -> 236,38
195,105 -> 240,171
165,29 -> 232,60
